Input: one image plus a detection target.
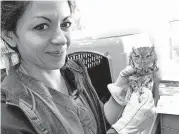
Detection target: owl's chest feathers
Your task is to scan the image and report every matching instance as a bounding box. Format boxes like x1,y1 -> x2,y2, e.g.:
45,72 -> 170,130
124,46 -> 158,103
129,74 -> 153,92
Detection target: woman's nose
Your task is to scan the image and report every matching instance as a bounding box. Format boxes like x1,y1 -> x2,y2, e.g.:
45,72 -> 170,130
50,28 -> 67,45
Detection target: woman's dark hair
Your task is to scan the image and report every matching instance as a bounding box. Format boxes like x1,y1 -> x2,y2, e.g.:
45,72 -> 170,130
1,1 -> 30,32
1,1 -> 76,67
1,0 -> 76,32
1,0 -> 76,53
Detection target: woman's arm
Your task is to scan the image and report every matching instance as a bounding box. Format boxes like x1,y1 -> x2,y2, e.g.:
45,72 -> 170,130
103,65 -> 155,134
104,66 -> 136,125
112,87 -> 155,134
104,96 -> 125,125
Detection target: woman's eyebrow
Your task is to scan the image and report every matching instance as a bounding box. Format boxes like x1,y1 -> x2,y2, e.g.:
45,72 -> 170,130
33,16 -> 51,22
63,16 -> 72,21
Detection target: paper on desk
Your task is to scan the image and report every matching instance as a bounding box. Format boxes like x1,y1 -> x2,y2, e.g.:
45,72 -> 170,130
160,60 -> 179,81
159,87 -> 179,96
156,96 -> 179,115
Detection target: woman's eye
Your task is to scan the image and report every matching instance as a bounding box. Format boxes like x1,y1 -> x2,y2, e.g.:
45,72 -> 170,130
34,23 -> 49,30
60,22 -> 71,29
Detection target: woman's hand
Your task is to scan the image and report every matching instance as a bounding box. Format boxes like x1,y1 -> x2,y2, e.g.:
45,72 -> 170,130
107,66 -> 136,105
104,66 -> 136,125
112,87 -> 156,134
115,66 -> 136,86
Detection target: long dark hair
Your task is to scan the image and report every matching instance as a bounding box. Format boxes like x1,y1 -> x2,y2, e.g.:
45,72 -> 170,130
1,0 -> 76,51
1,1 -> 75,31
1,0 -> 76,70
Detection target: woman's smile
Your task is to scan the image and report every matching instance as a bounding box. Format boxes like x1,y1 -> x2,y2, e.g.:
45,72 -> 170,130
46,49 -> 66,57
7,1 -> 71,70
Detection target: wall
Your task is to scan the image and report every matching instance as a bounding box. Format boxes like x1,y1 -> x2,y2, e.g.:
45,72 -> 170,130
74,0 -> 179,80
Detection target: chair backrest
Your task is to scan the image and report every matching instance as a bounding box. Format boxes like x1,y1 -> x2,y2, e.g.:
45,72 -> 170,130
68,51 -> 112,103
1,68 -> 7,82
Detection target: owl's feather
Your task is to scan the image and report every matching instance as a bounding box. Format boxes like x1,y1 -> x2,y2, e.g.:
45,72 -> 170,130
125,46 -> 158,103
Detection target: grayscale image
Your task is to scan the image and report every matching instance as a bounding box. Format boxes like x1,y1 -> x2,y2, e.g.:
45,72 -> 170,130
1,0 -> 179,134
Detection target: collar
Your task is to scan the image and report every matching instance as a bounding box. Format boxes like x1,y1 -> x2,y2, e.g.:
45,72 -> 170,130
1,67 -> 52,107
1,59 -> 81,108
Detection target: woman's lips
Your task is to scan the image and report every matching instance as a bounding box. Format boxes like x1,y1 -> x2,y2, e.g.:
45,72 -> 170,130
46,50 -> 64,57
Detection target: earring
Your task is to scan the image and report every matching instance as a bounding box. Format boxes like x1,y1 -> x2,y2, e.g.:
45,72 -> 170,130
11,52 -> 19,65
1,38 -> 19,74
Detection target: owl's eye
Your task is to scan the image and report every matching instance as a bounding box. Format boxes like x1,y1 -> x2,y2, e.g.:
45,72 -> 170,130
134,55 -> 140,58
146,54 -> 151,58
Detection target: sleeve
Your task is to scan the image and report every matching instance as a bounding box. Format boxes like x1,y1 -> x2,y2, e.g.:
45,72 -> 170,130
106,128 -> 119,134
99,101 -> 112,130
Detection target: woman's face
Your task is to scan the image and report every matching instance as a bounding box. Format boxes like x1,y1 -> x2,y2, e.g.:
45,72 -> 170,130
12,1 -> 72,70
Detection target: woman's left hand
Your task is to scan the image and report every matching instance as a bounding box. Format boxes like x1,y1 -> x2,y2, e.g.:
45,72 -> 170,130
112,87 -> 156,134
107,66 -> 136,105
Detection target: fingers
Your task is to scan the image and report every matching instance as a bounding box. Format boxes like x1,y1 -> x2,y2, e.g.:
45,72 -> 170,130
108,83 -> 127,94
115,66 -> 136,86
114,76 -> 128,86
120,66 -> 136,77
107,83 -> 128,105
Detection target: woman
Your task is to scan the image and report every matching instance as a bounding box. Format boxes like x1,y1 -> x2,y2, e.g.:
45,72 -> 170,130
1,1 -> 155,134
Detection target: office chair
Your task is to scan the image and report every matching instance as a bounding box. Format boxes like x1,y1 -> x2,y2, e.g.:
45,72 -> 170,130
68,51 -> 113,103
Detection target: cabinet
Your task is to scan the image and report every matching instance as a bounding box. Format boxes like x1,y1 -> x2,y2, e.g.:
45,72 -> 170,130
160,114 -> 179,134
156,80 -> 179,134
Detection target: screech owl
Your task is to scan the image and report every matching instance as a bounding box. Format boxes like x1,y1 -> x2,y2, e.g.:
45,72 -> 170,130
125,46 -> 158,102
129,46 -> 158,75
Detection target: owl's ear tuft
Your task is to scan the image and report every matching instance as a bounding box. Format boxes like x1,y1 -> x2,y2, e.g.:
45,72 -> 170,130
132,47 -> 137,54
149,46 -> 155,54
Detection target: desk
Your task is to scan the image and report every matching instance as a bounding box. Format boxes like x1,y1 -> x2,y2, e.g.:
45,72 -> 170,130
160,114 -> 179,134
156,96 -> 179,134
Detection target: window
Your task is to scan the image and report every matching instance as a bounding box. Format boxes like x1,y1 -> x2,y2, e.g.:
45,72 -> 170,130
169,20 -> 179,61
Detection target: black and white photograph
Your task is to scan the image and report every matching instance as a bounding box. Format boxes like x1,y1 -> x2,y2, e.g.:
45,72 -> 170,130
1,0 -> 179,134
